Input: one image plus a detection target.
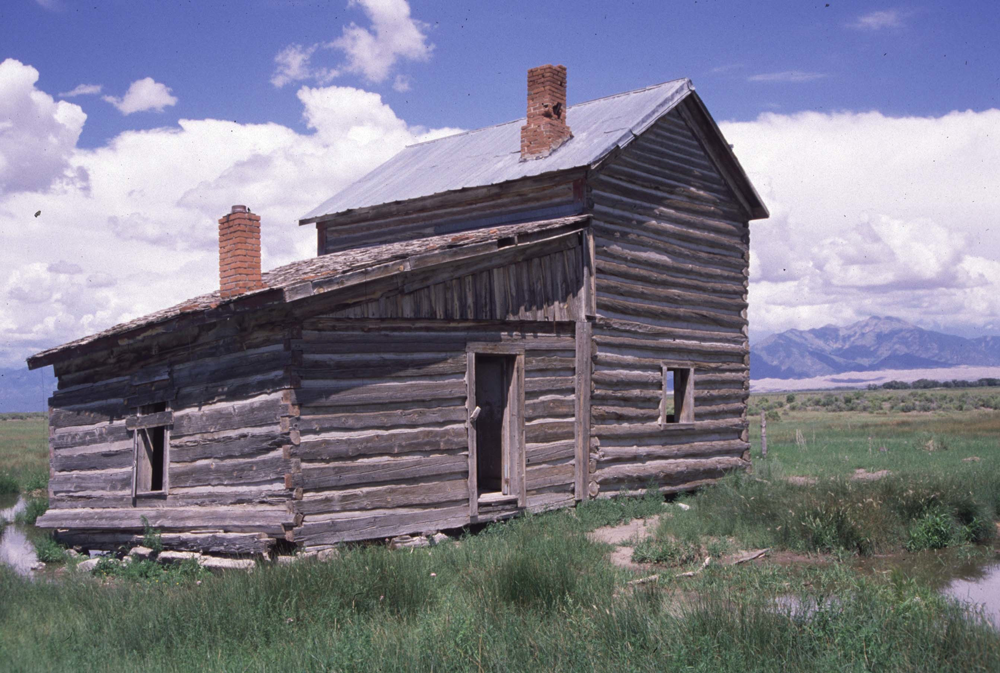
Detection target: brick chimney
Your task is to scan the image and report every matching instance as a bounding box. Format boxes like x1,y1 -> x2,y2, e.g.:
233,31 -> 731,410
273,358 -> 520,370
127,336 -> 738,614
218,205 -> 264,299
520,64 -> 572,161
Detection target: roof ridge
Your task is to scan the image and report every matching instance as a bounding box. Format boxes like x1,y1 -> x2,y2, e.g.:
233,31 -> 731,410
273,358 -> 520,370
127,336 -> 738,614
403,77 -> 691,150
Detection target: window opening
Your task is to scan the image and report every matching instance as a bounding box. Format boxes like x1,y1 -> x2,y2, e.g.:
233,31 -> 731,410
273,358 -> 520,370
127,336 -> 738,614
135,402 -> 169,494
661,366 -> 694,424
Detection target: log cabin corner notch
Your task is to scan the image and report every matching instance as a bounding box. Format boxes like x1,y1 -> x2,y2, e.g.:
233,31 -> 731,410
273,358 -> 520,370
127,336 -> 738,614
27,65 -> 767,555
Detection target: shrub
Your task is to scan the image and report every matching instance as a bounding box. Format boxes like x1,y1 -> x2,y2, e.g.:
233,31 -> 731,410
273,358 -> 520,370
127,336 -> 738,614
0,472 -> 18,495
906,508 -> 955,551
33,536 -> 66,564
141,516 -> 163,555
786,393 -> 796,404
631,536 -> 701,566
14,497 -> 48,525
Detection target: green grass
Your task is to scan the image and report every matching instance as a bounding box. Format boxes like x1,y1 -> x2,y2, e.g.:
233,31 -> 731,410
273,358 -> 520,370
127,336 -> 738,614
0,414 -> 49,494
1,501 -> 998,672
1,392 -> 999,670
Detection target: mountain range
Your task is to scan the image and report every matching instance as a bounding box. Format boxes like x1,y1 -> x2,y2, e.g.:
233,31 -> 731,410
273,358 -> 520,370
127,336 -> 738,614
751,317 -> 1000,380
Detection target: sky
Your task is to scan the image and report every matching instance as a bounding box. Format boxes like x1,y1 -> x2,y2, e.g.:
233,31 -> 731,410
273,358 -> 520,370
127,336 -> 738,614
1,0 -> 999,374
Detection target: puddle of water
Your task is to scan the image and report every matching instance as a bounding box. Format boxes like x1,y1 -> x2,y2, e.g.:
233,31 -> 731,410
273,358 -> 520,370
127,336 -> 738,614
0,496 -> 41,576
0,494 -> 26,522
858,549 -> 1000,627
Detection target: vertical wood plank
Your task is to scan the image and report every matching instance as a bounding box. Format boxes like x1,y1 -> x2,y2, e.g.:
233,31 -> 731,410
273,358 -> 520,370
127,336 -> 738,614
574,321 -> 592,501
466,351 -> 479,517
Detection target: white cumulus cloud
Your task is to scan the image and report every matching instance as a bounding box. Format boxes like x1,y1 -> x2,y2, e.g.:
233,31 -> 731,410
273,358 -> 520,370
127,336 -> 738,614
721,108 -> 1000,340
60,83 -> 102,97
849,9 -> 905,30
271,0 -> 432,89
0,59 -> 460,369
0,59 -> 86,193
103,77 -> 178,115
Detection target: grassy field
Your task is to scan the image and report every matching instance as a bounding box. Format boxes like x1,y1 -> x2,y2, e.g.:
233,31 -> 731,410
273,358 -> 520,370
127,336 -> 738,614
0,412 -> 47,494
1,394 -> 999,671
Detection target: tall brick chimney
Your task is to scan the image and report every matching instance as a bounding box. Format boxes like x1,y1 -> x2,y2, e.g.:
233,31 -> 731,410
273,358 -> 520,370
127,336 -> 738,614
520,64 -> 572,161
218,205 -> 264,299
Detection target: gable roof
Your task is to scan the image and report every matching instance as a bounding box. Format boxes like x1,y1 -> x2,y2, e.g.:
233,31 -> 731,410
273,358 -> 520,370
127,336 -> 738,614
28,215 -> 589,370
302,78 -> 767,224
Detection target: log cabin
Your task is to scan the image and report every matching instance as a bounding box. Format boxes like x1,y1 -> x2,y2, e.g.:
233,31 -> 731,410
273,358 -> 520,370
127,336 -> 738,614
27,65 -> 767,555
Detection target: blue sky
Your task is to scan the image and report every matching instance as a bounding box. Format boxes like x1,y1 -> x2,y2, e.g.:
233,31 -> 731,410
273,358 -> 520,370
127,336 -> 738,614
6,1 -> 998,147
1,0 -> 999,378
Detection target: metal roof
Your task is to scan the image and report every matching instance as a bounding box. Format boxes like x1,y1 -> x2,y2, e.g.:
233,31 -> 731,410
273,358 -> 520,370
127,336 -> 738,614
301,78 -> 694,223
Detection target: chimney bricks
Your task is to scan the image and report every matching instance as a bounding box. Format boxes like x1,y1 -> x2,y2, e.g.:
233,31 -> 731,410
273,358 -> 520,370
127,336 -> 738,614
218,205 -> 264,299
520,64 -> 572,161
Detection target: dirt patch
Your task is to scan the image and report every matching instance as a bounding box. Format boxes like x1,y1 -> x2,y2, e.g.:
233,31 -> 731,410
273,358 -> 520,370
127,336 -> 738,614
609,546 -> 651,572
851,469 -> 891,482
785,476 -> 819,486
587,515 -> 664,547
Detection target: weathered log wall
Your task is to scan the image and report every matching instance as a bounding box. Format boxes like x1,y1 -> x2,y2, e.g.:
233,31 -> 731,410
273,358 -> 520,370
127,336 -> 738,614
588,104 -> 751,496
287,322 -> 578,549
37,318 -> 298,553
324,243 -> 584,322
318,173 -> 585,255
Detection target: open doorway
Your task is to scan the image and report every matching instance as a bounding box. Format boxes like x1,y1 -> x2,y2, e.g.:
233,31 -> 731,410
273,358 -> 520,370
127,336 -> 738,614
468,347 -> 525,514
475,354 -> 514,495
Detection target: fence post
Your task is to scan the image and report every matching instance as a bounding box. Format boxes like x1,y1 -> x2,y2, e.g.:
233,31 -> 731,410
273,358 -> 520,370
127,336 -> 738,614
760,410 -> 768,459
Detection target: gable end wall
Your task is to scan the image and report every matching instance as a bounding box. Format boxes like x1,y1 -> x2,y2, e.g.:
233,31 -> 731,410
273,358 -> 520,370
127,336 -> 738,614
586,105 -> 752,497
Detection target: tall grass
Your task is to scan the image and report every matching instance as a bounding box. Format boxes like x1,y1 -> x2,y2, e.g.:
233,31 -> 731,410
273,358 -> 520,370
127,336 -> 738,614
1,502 -> 998,672
660,459 -> 1000,556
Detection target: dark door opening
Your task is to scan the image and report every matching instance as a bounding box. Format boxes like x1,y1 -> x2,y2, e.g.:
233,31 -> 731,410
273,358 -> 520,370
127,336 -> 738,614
475,354 -> 513,495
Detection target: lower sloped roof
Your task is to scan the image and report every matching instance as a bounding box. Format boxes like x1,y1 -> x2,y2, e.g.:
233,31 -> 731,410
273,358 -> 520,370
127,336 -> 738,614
28,215 -> 589,369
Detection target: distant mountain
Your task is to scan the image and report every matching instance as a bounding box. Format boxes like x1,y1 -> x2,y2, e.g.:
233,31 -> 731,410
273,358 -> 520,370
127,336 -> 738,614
751,317 -> 1000,380
0,367 -> 56,413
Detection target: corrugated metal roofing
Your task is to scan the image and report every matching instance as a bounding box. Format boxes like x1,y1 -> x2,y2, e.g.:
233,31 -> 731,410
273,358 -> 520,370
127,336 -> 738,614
301,78 -> 693,223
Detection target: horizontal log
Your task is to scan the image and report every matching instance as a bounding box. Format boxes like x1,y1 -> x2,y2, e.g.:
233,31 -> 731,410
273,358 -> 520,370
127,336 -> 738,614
295,505 -> 470,546
596,439 -> 750,464
594,352 -> 744,373
295,453 -> 468,490
526,439 -> 576,465
170,453 -> 290,489
595,237 -> 746,287
524,376 -> 575,394
296,426 -> 468,460
297,406 -> 467,429
525,396 -> 576,420
295,380 -> 465,408
51,423 -> 129,451
173,373 -> 291,409
170,429 -> 289,462
52,446 -> 133,472
594,456 -> 747,488
591,418 -> 748,438
50,402 -> 126,428
37,506 -> 292,535
596,293 -> 746,331
172,395 -> 288,437
594,332 -> 746,356
526,491 -> 576,514
524,420 -> 575,444
299,355 -> 467,380
295,478 -> 468,515
526,463 -> 575,491
48,493 -> 133,509
156,532 -> 275,555
49,468 -> 132,494
126,411 -> 173,430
